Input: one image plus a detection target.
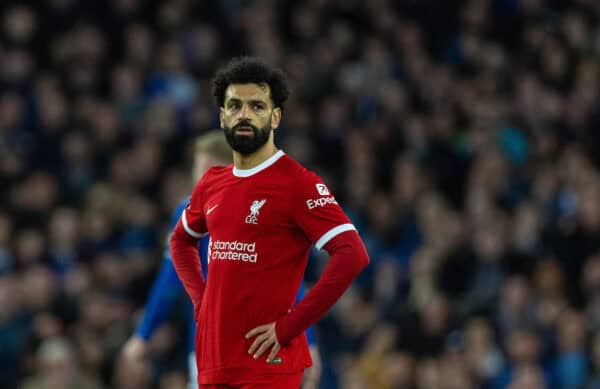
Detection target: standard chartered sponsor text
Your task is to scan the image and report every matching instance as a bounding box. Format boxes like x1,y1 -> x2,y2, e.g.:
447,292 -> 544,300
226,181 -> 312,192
211,240 -> 258,263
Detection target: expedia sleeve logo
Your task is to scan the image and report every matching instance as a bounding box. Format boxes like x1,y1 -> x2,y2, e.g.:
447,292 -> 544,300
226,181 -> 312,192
316,184 -> 330,196
306,196 -> 338,210
307,183 -> 337,209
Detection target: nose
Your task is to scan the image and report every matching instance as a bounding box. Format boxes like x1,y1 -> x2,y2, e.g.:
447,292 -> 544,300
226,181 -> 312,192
239,103 -> 251,120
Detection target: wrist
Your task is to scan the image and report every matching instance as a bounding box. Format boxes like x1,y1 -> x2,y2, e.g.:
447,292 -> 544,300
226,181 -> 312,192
275,315 -> 293,346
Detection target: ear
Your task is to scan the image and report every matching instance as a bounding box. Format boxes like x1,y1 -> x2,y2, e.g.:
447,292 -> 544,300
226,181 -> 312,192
219,107 -> 225,128
271,107 -> 282,130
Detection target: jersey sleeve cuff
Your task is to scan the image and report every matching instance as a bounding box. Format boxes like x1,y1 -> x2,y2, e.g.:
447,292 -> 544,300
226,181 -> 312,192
182,210 -> 207,239
315,223 -> 356,250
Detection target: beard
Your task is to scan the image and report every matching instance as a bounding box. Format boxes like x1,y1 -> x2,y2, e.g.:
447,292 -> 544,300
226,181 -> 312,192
223,120 -> 272,155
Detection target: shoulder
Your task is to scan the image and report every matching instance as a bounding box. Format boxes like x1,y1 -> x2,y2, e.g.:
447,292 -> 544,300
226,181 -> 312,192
203,165 -> 231,181
278,155 -> 320,182
285,157 -> 326,187
189,165 -> 231,205
278,156 -> 333,198
193,165 -> 232,191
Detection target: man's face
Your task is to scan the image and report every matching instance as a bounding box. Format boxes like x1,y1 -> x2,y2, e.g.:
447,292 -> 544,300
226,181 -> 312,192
220,83 -> 281,155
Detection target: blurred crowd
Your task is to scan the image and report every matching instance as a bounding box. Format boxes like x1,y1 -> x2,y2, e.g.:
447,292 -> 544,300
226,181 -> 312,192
3,0 -> 600,388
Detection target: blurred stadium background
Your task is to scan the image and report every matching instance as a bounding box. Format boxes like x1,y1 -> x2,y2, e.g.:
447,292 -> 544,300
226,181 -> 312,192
2,0 -> 600,388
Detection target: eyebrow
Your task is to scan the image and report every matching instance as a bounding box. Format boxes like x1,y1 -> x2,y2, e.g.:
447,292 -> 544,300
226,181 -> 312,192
227,98 -> 267,105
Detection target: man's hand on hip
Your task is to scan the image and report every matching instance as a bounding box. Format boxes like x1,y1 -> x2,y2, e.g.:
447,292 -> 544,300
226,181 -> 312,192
245,322 -> 281,363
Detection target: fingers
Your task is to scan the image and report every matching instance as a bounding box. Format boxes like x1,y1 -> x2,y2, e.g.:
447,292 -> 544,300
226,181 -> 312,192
266,342 -> 280,363
253,336 -> 274,359
245,324 -> 270,339
248,332 -> 269,355
245,322 -> 280,362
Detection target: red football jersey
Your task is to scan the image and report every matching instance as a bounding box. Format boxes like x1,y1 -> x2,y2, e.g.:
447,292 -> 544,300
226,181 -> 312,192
181,150 -> 356,383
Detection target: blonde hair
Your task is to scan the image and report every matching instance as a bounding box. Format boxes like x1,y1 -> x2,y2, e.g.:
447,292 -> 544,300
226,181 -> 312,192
194,130 -> 232,163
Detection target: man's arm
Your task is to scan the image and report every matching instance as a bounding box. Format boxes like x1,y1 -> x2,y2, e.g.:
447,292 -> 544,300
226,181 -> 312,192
246,174 -> 368,362
137,200 -> 190,339
295,281 -> 318,346
170,217 -> 205,317
137,260 -> 184,337
296,282 -> 322,388
276,230 -> 369,344
122,202 -> 190,361
246,230 -> 368,362
169,175 -> 209,317
122,260 -> 183,360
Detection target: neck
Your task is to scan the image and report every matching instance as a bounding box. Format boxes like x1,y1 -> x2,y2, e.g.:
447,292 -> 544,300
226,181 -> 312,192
233,141 -> 278,170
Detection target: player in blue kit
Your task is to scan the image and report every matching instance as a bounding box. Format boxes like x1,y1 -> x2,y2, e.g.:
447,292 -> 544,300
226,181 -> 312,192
121,131 -> 321,389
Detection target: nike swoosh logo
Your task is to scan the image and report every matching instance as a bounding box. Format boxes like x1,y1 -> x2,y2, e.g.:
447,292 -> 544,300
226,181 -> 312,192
206,204 -> 219,215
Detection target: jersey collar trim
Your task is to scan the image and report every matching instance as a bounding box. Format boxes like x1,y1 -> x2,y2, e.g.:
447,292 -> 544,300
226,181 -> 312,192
232,150 -> 285,177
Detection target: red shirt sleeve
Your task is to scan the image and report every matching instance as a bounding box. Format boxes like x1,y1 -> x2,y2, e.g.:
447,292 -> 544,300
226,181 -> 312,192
180,176 -> 208,239
169,172 -> 210,318
275,231 -> 369,345
275,171 -> 369,345
170,219 -> 205,319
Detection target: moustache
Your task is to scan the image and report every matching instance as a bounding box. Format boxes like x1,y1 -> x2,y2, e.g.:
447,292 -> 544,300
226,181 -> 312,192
233,121 -> 258,132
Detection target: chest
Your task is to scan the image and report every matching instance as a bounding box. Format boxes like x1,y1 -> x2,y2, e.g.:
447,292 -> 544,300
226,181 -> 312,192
204,180 -> 293,235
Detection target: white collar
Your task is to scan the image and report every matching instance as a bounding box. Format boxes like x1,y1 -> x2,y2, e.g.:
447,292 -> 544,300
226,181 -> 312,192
232,150 -> 285,177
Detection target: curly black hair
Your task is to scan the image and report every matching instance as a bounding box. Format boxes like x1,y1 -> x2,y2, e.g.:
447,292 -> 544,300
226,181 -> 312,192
212,56 -> 290,110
